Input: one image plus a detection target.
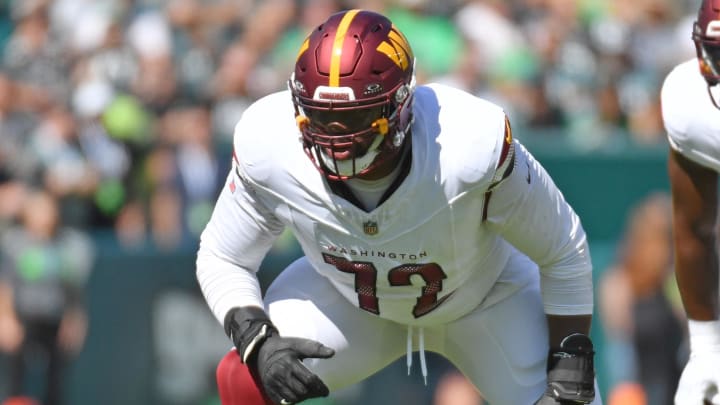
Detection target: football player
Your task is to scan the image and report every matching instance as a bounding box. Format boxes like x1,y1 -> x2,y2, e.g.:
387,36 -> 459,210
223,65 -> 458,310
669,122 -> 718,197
661,1 -> 720,404
197,9 -> 600,405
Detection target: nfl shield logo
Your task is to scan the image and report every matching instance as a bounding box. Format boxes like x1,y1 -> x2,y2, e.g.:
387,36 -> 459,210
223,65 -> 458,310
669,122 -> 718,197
363,221 -> 378,235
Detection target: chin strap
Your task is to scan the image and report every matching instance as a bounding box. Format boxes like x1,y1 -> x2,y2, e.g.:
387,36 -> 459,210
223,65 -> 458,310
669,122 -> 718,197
708,85 -> 720,111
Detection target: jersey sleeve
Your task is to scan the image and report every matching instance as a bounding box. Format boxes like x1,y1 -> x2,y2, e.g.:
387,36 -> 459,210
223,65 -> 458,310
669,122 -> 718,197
662,61 -> 720,172
483,141 -> 593,315
196,157 -> 286,326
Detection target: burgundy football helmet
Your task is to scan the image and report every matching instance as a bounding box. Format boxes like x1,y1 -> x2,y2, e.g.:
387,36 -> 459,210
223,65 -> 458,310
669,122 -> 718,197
289,9 -> 416,180
694,0 -> 720,86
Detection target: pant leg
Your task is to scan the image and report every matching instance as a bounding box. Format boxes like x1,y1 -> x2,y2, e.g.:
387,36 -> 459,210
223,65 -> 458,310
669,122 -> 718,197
263,256 -> 408,392
438,270 -> 603,405
441,278 -> 549,404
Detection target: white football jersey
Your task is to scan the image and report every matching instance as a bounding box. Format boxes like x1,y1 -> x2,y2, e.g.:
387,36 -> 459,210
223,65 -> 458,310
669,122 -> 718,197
197,83 -> 593,327
662,58 -> 720,171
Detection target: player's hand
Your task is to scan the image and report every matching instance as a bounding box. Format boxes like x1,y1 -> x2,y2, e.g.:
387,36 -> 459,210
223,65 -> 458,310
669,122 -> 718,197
225,306 -> 335,404
253,334 -> 335,405
674,320 -> 720,405
534,333 -> 595,405
674,351 -> 720,405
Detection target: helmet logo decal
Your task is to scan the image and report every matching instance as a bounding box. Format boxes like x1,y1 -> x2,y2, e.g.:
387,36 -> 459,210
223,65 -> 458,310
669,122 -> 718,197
707,20 -> 720,37
376,26 -> 412,70
364,83 -> 383,95
329,9 -> 361,87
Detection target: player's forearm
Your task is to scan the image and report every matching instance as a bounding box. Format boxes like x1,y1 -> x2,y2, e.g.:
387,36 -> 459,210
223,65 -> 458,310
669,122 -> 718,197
546,314 -> 592,348
669,149 -> 720,321
196,253 -> 265,326
675,234 -> 719,320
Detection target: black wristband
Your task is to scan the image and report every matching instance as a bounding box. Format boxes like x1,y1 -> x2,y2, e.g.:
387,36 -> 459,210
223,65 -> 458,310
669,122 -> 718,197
224,306 -> 279,363
547,333 -> 595,372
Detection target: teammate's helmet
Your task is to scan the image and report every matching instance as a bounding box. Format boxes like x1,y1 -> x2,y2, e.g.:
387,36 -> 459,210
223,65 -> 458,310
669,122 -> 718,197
694,0 -> 720,85
289,9 -> 416,180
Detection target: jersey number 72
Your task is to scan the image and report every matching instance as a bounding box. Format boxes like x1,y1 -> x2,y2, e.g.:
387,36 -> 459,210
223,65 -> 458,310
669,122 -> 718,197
322,253 -> 449,318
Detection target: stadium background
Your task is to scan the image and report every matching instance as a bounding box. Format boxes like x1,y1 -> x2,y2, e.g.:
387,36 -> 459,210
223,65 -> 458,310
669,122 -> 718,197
0,0 -> 694,403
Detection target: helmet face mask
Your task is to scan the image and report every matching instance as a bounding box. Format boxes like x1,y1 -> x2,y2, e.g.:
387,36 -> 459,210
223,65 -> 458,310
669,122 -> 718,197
290,9 -> 416,180
300,104 -> 387,176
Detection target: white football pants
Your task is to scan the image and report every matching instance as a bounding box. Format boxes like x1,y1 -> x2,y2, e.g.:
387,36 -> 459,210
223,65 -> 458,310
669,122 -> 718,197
263,256 -> 603,405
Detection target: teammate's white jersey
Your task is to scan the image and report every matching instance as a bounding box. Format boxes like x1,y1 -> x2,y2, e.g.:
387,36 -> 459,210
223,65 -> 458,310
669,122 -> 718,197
197,83 -> 593,327
662,58 -> 720,171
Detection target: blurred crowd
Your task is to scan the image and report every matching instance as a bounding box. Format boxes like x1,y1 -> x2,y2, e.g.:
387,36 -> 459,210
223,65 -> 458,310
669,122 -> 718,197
0,0 -> 699,250
599,193 -> 685,405
0,0 -> 702,404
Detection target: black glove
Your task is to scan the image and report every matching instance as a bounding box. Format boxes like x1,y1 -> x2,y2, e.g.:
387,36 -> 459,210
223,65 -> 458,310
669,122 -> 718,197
225,306 -> 335,405
535,333 -> 595,405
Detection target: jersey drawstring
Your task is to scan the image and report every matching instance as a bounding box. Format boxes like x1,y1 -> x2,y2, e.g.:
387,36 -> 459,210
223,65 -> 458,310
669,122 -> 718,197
406,325 -> 413,375
406,325 -> 428,385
